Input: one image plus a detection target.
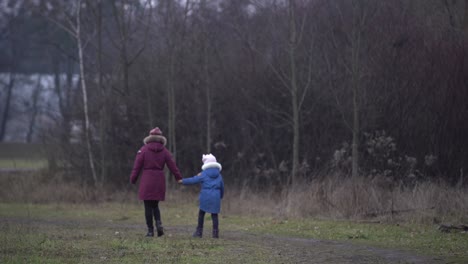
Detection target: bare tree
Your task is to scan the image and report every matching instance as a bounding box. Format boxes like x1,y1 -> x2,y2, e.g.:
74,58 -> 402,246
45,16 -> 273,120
349,0 -> 363,179
96,0 -> 108,184
109,0 -> 151,123
464,0 -> 468,30
75,0 -> 97,185
86,0 -> 110,185
287,0 -> 301,185
26,75 -> 43,143
196,0 -> 213,153
0,9 -> 20,142
46,0 -> 98,185
4,0 -> 468,187
160,0 -> 191,161
0,72 -> 15,142
231,0 -> 316,186
325,0 -> 374,178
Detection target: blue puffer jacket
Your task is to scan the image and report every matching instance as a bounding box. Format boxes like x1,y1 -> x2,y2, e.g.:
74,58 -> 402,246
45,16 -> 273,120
182,163 -> 224,214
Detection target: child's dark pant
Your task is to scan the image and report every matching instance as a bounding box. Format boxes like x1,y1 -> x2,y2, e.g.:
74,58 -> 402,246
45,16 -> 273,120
144,200 -> 161,229
197,209 -> 218,230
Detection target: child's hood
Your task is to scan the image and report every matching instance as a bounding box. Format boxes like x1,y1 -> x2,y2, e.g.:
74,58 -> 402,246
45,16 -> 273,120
202,161 -> 222,178
204,167 -> 221,178
202,161 -> 222,172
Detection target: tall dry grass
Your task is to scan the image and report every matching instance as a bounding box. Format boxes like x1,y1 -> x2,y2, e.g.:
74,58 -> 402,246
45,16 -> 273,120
1,171 -> 467,223
222,175 -> 468,224
0,171 -> 134,204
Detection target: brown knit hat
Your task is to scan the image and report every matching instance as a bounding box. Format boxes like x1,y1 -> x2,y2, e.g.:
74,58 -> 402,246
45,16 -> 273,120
143,127 -> 167,145
149,127 -> 163,135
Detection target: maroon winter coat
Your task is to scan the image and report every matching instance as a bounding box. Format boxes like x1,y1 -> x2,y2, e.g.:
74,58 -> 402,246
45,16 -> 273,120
130,135 -> 182,201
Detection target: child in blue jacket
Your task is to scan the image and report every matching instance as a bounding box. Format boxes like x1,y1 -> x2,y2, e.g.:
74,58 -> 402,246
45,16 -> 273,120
178,154 -> 224,238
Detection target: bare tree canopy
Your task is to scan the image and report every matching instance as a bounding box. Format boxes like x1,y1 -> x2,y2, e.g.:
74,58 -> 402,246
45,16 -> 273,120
1,0 -> 467,188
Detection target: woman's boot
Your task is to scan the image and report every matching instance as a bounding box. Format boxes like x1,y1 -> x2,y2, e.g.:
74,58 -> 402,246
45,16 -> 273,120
146,228 -> 154,237
156,220 -> 164,237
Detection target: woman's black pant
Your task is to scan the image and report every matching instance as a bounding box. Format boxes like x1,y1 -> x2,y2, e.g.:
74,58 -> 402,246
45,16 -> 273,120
144,200 -> 161,229
197,209 -> 218,230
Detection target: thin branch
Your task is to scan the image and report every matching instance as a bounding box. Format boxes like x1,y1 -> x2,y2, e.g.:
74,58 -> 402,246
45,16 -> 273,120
324,52 -> 352,131
296,4 -> 308,47
127,3 -> 152,66
299,35 -> 316,111
443,0 -> 456,27
45,15 -> 77,39
111,1 -> 125,44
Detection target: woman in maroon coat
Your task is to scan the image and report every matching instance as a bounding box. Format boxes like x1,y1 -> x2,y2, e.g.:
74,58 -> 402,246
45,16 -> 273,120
130,127 -> 182,237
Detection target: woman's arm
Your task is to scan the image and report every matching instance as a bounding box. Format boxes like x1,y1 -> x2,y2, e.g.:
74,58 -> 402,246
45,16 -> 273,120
220,176 -> 224,199
164,149 -> 182,181
130,148 -> 144,184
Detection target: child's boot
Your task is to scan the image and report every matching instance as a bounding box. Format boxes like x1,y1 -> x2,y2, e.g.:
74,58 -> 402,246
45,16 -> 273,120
192,227 -> 203,238
212,213 -> 219,238
156,220 -> 164,237
212,229 -> 219,238
146,228 -> 154,237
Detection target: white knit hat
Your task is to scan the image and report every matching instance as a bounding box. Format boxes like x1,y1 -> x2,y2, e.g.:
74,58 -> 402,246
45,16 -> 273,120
202,154 -> 217,164
201,153 -> 222,171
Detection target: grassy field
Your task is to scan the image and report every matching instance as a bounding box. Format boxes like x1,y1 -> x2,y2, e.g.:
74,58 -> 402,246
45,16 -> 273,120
251,218 -> 468,260
0,202 -> 277,263
0,202 -> 467,263
0,143 -> 48,170
0,143 -> 466,262
0,159 -> 47,169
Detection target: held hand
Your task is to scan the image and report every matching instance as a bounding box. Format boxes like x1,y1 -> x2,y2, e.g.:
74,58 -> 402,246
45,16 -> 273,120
177,180 -> 183,184
197,172 -> 201,176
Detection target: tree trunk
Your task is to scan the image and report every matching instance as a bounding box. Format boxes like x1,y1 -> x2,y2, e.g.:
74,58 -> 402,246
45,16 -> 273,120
77,0 -> 98,186
1,14 -> 19,142
165,0 -> 177,161
351,0 -> 362,179
351,80 -> 359,178
26,75 -> 42,143
50,53 -> 71,173
165,53 -> 177,186
96,0 -> 108,186
0,73 -> 14,142
204,42 -> 212,153
167,54 -> 177,160
288,0 -> 300,186
464,0 -> 468,31
111,0 -> 135,137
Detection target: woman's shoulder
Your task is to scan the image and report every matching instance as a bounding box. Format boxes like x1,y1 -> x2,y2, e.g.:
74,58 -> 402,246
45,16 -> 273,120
139,144 -> 149,152
137,145 -> 147,153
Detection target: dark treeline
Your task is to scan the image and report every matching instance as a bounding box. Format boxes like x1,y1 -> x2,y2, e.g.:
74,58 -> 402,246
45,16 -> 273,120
1,0 -> 467,188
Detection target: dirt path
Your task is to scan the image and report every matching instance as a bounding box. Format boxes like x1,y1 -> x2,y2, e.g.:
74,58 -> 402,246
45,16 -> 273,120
170,226 -> 443,264
239,233 -> 442,263
1,217 -> 444,263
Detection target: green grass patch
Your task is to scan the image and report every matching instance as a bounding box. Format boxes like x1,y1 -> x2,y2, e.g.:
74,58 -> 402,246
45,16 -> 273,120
250,217 -> 468,262
0,202 -> 467,263
0,202 -> 277,264
0,203 -> 199,225
0,222 -> 273,263
0,159 -> 47,169
0,143 -> 48,169
0,143 -> 45,159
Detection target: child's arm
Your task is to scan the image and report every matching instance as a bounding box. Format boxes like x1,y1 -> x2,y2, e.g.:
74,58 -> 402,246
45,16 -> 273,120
181,173 -> 204,185
220,175 -> 224,199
